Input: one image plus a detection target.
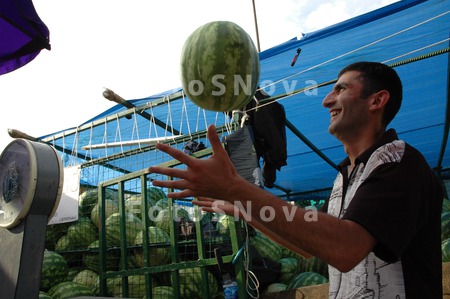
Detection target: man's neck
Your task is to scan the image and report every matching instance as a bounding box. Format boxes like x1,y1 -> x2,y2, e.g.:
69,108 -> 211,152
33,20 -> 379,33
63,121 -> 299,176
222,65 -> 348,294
342,127 -> 386,167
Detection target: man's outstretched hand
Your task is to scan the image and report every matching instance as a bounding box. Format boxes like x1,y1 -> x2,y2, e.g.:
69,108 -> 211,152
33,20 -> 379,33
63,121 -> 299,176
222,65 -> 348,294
148,124 -> 241,202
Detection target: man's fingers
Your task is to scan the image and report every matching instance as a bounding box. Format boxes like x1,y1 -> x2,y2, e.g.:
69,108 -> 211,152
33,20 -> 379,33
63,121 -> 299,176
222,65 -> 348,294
192,197 -> 237,216
192,198 -> 215,208
207,125 -> 228,158
154,142 -> 196,165
151,178 -> 194,197
195,197 -> 216,203
148,165 -> 186,179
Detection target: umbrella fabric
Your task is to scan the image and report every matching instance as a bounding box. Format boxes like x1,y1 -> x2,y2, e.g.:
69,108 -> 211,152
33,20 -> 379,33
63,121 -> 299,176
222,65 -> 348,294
0,0 -> 50,75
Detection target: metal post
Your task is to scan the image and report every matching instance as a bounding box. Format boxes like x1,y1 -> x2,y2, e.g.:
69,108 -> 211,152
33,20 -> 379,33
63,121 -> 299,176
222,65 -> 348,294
251,0 -> 261,52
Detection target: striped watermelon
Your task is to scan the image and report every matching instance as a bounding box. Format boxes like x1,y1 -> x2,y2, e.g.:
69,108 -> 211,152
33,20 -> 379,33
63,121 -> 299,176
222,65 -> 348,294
180,20 -> 260,112
297,256 -> 329,279
250,231 -> 283,262
78,189 -> 100,217
90,198 -> 119,228
149,285 -> 175,299
107,275 -> 158,298
281,246 -> 307,261
173,267 -> 219,299
278,257 -> 300,284
45,222 -> 71,250
147,186 -> 168,204
125,190 -> 165,225
442,238 -> 450,262
134,226 -> 171,267
40,250 -> 69,291
79,188 -> 118,218
48,281 -> 94,299
442,199 -> 450,214
105,212 -> 142,246
72,269 -> 99,294
123,275 -> 148,298
55,234 -> 81,265
287,271 -> 328,290
154,196 -> 169,210
83,240 -> 120,271
66,216 -> 98,249
66,268 -> 82,282
125,194 -> 149,220
149,197 -> 170,220
442,212 -> 450,241
153,206 -> 190,235
39,291 -> 52,299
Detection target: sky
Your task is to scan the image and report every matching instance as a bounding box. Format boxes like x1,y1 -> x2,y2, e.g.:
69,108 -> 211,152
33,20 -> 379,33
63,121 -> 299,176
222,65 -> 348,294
0,0 -> 398,152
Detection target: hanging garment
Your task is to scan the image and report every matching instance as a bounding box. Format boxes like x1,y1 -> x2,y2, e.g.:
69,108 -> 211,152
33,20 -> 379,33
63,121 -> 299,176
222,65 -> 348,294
245,90 -> 287,188
223,125 -> 263,188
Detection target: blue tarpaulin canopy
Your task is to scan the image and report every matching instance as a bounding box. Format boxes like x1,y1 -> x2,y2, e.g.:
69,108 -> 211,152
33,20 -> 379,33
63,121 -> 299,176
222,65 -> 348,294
34,0 -> 450,200
0,0 -> 50,75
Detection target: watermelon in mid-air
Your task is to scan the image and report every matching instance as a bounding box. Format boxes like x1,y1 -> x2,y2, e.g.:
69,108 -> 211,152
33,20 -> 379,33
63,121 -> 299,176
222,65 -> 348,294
180,20 -> 260,112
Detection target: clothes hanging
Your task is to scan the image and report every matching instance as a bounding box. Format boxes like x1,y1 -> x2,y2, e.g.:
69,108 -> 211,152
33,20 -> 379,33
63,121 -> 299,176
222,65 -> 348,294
245,89 -> 287,188
223,125 -> 263,188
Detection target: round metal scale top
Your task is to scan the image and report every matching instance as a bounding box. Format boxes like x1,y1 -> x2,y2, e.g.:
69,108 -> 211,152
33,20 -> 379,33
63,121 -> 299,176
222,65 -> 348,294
0,139 -> 63,228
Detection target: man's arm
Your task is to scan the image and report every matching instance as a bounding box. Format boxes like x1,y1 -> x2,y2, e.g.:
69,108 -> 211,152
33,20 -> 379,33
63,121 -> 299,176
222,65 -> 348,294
149,125 -> 376,272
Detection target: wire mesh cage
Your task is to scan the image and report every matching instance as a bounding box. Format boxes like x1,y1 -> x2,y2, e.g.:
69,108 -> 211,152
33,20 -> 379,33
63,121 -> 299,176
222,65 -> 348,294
93,171 -> 247,298
40,93 -> 251,298
44,162 -> 248,298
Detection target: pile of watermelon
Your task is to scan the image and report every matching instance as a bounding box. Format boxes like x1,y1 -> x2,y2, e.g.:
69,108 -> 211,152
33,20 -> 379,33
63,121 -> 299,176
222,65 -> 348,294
249,230 -> 329,296
42,185 -> 330,298
41,187 -> 450,298
40,186 -> 225,298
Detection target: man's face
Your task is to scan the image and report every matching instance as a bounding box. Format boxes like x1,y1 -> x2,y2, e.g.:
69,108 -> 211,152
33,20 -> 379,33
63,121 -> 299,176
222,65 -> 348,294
322,70 -> 371,140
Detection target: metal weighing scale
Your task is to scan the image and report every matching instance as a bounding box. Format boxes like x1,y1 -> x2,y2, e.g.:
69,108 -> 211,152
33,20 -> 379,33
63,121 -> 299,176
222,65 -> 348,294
0,138 -> 63,299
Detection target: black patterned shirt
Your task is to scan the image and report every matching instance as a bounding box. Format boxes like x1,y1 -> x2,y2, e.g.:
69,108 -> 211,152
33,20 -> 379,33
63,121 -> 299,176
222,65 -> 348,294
326,129 -> 443,299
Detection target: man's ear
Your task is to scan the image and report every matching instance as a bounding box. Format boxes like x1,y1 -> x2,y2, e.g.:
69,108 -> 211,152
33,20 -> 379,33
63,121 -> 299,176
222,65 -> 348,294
369,90 -> 390,111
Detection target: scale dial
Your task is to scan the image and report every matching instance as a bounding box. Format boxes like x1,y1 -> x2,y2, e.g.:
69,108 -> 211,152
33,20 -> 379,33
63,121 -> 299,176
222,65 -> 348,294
0,139 -> 62,228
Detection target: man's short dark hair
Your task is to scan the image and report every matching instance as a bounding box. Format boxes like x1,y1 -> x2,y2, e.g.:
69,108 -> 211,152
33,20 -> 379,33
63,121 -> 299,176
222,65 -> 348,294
338,61 -> 403,127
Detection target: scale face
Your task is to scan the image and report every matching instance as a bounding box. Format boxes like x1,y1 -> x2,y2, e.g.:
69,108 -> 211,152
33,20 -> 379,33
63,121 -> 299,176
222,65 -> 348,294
0,139 -> 38,228
0,138 -> 64,298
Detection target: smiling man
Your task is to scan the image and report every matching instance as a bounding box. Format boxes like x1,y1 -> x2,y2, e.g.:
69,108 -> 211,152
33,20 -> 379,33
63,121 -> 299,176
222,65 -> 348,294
149,62 -> 443,298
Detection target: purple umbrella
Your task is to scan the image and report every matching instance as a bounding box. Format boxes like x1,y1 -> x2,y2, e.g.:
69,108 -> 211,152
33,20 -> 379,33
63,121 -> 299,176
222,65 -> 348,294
0,0 -> 50,75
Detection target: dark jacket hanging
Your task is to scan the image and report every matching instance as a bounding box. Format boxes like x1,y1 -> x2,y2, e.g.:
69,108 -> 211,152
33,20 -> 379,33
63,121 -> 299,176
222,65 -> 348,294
245,89 -> 287,188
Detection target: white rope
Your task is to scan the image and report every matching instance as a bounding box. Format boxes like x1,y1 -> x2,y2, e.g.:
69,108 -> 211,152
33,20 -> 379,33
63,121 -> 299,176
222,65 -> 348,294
102,117 -> 109,158
181,92 -> 192,138
242,221 -> 260,298
179,92 -> 185,135
148,102 -> 159,140
114,113 -> 124,154
224,112 -> 233,134
68,128 -> 79,166
247,36 -> 450,116
383,37 -> 450,64
203,109 -> 209,131
131,108 -> 142,150
85,122 -> 94,159
61,132 -> 66,163
165,95 -> 175,137
195,106 -> 201,135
